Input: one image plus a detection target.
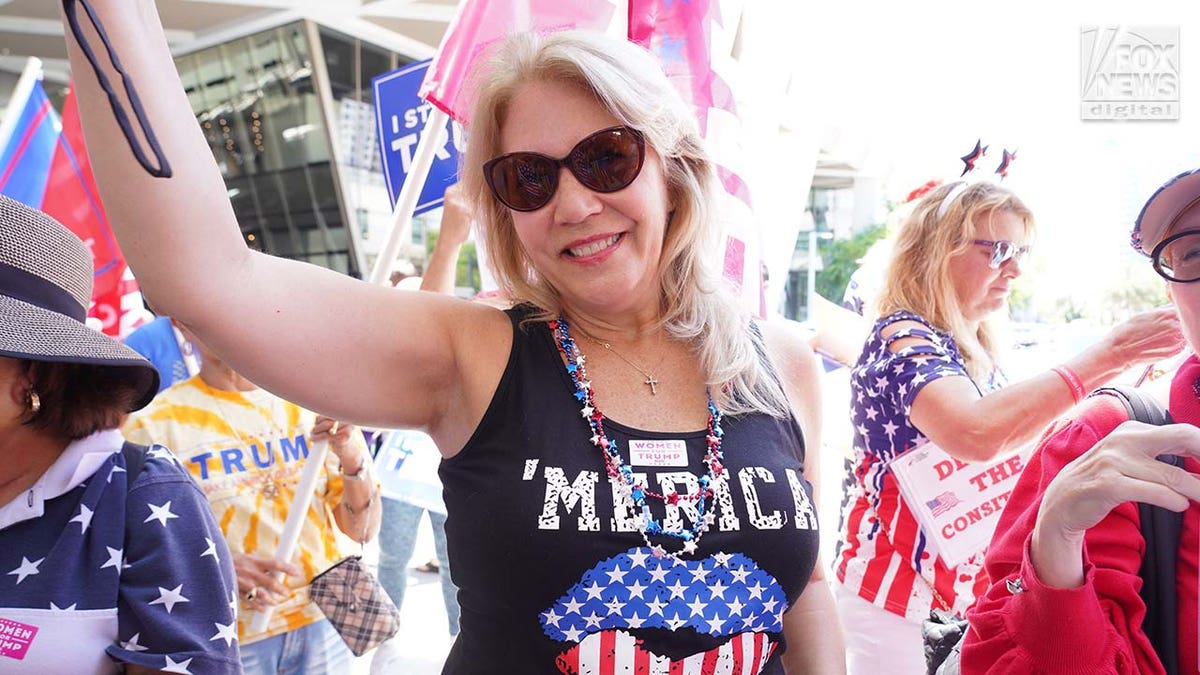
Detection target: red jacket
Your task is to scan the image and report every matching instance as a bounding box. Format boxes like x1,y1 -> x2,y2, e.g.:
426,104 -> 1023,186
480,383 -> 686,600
962,357 -> 1200,674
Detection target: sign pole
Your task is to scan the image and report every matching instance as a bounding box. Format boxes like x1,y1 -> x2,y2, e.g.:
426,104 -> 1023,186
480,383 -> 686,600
247,439 -> 330,635
367,108 -> 450,287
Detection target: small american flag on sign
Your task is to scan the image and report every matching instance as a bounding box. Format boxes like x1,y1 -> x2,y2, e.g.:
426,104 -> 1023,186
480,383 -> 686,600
926,491 -> 962,518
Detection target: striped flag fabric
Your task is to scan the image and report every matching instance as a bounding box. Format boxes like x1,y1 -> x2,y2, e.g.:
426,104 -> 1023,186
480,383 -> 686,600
554,628 -> 776,675
542,548 -> 788,675
0,72 -> 60,208
0,63 -> 143,336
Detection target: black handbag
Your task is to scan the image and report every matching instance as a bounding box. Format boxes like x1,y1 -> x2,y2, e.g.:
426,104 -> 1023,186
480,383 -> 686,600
922,609 -> 967,675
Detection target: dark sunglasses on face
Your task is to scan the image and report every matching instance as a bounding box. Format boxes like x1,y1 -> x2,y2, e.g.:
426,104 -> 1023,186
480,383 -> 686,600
483,126 -> 646,212
1152,228 -> 1200,283
973,239 -> 1031,269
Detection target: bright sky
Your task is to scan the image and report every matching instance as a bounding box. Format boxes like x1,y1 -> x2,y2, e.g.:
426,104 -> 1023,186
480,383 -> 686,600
765,1 -> 1200,314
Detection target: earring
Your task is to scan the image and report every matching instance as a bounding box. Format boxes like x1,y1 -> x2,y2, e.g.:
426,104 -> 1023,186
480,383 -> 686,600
28,390 -> 40,414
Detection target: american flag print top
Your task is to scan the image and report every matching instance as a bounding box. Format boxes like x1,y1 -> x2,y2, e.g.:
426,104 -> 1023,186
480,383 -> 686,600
835,311 -> 1005,622
0,430 -> 240,673
545,549 -> 784,674
438,308 -> 820,673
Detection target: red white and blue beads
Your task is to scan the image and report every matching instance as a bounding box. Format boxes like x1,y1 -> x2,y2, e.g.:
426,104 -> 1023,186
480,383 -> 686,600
551,317 -> 726,559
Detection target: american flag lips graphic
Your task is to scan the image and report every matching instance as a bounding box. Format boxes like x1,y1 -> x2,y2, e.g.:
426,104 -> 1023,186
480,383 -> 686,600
542,548 -> 786,675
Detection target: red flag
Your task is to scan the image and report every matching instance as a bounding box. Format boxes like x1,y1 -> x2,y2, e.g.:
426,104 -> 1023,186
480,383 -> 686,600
43,88 -> 122,297
0,68 -> 142,336
420,0 -> 616,123
44,85 -> 142,336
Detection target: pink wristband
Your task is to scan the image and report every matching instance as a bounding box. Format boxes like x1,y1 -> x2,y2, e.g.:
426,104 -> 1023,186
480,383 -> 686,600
1051,365 -> 1085,404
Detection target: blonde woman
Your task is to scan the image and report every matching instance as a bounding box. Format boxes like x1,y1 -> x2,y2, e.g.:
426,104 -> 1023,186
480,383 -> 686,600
64,2 -> 844,672
834,181 -> 1182,673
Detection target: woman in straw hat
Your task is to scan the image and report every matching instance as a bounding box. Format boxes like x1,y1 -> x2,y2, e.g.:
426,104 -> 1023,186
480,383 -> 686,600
0,196 -> 241,673
62,1 -> 845,672
963,169 -> 1200,674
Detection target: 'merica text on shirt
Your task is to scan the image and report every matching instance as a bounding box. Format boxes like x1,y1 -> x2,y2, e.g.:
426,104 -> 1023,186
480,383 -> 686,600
522,459 -> 818,533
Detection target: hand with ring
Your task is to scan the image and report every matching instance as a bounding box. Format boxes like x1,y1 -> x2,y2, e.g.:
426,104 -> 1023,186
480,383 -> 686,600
233,552 -> 302,611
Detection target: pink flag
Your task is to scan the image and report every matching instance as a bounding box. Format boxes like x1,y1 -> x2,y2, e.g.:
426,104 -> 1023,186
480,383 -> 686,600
420,0 -> 616,123
629,0 -> 763,315
628,0 -> 736,147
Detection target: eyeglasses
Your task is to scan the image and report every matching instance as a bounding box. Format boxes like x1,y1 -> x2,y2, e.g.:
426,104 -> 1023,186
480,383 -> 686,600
483,126 -> 646,212
1152,229 -> 1200,282
973,239 -> 1031,269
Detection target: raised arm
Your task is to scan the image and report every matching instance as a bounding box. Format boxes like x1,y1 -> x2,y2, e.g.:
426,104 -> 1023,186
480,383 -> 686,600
419,184 -> 472,295
909,306 -> 1183,462
60,1 -> 510,448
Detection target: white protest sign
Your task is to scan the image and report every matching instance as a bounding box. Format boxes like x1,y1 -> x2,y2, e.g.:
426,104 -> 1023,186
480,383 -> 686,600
890,440 -> 1032,567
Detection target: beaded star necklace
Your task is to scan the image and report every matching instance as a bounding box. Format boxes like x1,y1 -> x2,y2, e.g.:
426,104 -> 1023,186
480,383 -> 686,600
551,316 -> 727,559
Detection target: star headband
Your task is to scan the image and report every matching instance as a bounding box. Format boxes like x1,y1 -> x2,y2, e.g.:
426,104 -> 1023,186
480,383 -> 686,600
936,140 -> 1017,219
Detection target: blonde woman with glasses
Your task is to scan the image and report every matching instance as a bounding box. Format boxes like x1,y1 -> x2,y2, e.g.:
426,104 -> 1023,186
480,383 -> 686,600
834,180 -> 1182,673
63,2 -> 845,672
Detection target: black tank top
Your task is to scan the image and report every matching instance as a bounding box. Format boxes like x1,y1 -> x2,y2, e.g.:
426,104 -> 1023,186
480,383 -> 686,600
440,307 -> 820,674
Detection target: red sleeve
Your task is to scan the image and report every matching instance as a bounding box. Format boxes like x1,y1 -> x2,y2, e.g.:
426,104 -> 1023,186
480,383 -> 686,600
961,397 -> 1163,675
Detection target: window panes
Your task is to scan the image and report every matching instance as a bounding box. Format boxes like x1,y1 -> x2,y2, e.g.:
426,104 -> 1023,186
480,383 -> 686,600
177,21 -> 423,279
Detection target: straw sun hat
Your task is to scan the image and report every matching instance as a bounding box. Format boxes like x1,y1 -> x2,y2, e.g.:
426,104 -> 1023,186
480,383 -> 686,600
0,195 -> 158,410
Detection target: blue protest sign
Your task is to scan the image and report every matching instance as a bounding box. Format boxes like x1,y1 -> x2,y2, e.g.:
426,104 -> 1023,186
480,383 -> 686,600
372,60 -> 463,215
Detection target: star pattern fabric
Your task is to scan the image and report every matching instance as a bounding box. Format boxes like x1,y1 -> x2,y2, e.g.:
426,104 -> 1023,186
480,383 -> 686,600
836,311 -> 1004,621
541,548 -> 786,642
0,435 -> 240,672
7,556 -> 43,585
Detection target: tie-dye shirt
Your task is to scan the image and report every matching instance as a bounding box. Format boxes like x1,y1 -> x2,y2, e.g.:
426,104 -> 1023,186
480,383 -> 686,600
836,310 -> 1005,622
122,376 -> 373,645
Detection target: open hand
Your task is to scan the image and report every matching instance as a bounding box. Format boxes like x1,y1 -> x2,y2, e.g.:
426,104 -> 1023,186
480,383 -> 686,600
1106,306 -> 1186,369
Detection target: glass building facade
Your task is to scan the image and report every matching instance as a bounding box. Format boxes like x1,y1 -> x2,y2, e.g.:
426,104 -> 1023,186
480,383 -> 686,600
175,22 -> 416,278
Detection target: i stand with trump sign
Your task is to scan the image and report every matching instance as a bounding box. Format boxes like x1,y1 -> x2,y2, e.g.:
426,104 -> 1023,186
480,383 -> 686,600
889,440 -> 1033,567
372,59 -> 463,215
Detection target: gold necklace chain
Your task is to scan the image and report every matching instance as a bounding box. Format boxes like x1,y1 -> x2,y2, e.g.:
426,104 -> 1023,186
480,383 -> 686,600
577,331 -> 660,395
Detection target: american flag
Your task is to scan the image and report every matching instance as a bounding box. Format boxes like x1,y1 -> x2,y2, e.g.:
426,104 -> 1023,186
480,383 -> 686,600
554,629 -> 776,675
542,548 -> 787,675
926,491 -> 962,518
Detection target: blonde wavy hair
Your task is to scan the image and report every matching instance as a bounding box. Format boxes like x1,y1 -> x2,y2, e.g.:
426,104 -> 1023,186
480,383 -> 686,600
875,181 -> 1035,381
460,30 -> 788,417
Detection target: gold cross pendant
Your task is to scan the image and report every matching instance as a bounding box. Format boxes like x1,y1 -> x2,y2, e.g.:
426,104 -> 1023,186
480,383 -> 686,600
644,375 -> 659,395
